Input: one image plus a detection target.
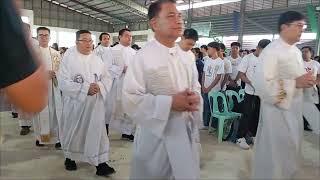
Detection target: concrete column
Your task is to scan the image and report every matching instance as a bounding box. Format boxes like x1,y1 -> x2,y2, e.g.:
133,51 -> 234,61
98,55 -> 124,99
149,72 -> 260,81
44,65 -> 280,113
238,0 -> 246,45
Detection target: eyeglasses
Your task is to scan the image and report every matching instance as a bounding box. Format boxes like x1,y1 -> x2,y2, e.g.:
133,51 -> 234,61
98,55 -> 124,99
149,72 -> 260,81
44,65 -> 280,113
77,39 -> 93,43
287,23 -> 307,29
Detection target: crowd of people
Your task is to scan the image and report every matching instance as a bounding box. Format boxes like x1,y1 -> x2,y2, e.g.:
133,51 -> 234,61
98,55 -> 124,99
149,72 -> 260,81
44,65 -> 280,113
1,0 -> 320,179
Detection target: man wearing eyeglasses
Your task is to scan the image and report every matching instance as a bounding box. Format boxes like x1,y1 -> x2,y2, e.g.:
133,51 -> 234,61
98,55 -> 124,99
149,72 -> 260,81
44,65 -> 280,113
31,27 -> 63,149
103,28 -> 136,141
57,30 -> 115,177
252,11 -> 317,179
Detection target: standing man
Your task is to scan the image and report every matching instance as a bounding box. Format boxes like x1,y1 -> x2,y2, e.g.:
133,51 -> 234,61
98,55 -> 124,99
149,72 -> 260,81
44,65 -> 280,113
94,32 -> 111,59
33,27 -> 62,148
17,23 -> 38,135
236,39 -> 271,149
57,30 -> 115,176
219,43 -> 232,91
202,42 -> 224,129
122,0 -> 202,179
178,28 -> 198,53
301,46 -> 320,131
227,42 -> 242,91
252,11 -> 316,179
103,28 -> 136,140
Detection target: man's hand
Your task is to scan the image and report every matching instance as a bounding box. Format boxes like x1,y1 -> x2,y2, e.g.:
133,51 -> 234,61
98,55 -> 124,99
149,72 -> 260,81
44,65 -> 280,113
88,83 -> 100,96
186,90 -> 200,111
296,72 -> 316,88
172,89 -> 200,112
228,80 -> 237,87
48,70 -> 56,79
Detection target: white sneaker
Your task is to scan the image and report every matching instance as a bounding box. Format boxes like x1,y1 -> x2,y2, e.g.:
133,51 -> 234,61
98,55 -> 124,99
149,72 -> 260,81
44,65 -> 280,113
236,138 -> 250,150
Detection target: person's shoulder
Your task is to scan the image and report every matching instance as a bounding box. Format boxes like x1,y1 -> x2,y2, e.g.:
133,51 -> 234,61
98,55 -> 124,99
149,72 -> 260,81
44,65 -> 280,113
312,60 -> 320,67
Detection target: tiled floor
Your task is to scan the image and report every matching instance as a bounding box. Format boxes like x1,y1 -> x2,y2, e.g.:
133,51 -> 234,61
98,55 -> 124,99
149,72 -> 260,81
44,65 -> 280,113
0,112 -> 319,179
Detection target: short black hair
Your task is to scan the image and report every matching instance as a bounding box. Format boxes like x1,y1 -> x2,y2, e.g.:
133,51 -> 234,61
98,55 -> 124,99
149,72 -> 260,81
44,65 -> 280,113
219,43 -> 226,51
231,42 -> 241,48
76,30 -> 91,41
37,27 -> 50,34
207,42 -> 220,51
301,46 -> 314,56
278,11 -> 305,33
257,39 -> 271,49
200,45 -> 208,50
99,32 -> 110,41
148,0 -> 176,20
119,28 -> 131,36
183,28 -> 198,41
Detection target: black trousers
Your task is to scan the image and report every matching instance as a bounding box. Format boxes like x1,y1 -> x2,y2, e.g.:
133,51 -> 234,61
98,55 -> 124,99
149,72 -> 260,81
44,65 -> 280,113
238,93 -> 261,138
226,85 -> 242,113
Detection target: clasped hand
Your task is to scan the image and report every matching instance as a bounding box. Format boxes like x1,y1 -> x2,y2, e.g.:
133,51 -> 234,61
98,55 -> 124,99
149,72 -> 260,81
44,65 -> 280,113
88,83 -> 100,96
172,89 -> 200,112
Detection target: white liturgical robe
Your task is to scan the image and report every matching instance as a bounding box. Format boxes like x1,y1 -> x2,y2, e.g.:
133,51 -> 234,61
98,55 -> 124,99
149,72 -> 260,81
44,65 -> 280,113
33,47 -> 62,144
94,45 -> 109,60
122,40 -> 202,179
102,43 -> 136,135
252,38 -> 306,179
57,47 -> 112,166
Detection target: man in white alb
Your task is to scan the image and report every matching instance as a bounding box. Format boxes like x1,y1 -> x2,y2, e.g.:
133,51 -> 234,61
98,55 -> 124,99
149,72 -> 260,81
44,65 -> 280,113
122,0 -> 202,179
33,27 -> 62,149
94,32 -> 111,59
103,28 -> 136,141
252,11 -> 317,179
57,30 -> 115,176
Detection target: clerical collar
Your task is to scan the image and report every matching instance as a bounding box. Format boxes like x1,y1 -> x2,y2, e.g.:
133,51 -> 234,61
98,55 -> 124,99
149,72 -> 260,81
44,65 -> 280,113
279,37 -> 296,47
154,39 -> 177,56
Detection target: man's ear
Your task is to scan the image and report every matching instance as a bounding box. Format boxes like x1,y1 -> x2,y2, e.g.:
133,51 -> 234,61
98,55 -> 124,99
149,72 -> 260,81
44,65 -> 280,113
150,18 -> 158,32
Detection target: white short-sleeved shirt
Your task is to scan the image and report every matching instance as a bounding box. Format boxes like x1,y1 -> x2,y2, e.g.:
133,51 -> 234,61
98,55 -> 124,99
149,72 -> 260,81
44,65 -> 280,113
221,58 -> 232,91
238,53 -> 259,95
228,56 -> 242,86
203,57 -> 224,91
303,60 -> 320,76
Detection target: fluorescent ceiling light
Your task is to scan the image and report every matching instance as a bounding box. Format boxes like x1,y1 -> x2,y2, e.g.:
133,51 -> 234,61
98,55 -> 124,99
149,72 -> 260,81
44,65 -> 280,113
177,0 -> 241,11
176,0 -> 184,3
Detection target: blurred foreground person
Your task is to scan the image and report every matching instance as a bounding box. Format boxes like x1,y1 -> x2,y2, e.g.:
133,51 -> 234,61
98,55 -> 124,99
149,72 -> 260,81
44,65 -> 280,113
0,0 -> 48,113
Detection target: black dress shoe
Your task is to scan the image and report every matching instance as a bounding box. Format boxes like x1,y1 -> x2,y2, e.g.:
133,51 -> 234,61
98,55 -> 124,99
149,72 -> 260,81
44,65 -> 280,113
121,134 -> 134,142
96,163 -> 115,176
106,124 -> 109,135
304,126 -> 313,131
64,158 -> 77,171
12,112 -> 18,118
35,140 -> 44,147
20,127 -> 30,136
128,134 -> 134,142
55,142 -> 62,149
